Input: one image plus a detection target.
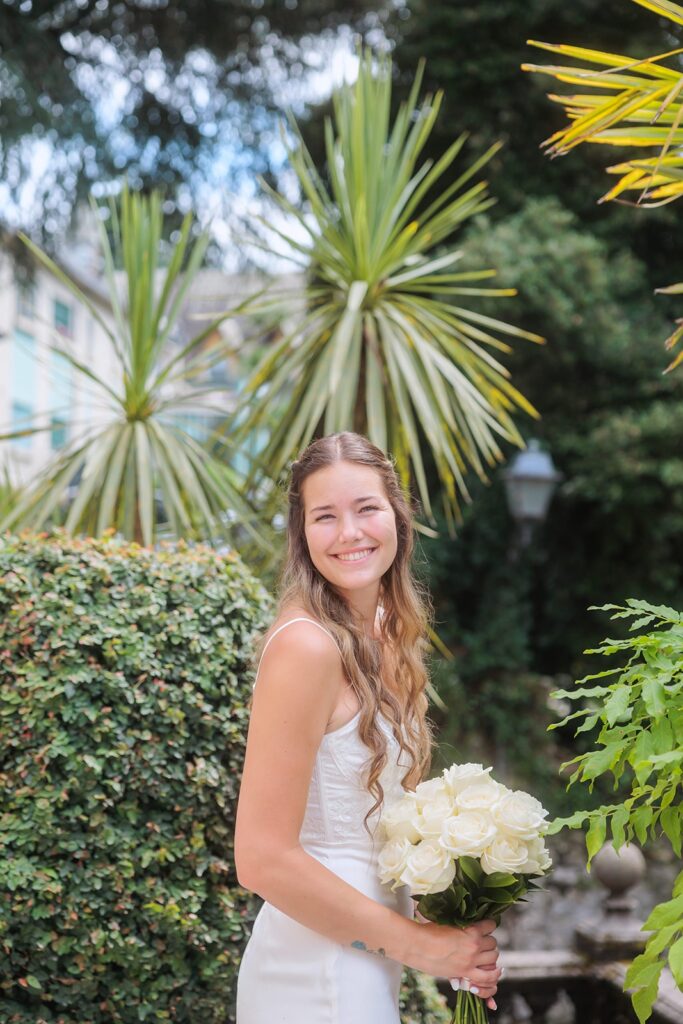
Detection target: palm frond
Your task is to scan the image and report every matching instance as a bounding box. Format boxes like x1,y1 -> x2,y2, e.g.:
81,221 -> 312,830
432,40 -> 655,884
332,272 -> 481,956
522,0 -> 683,372
229,49 -> 541,525
4,184 -> 267,546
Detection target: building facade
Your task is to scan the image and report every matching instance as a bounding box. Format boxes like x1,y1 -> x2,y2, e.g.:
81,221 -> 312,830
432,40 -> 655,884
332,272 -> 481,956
0,230 -> 302,492
0,239 -> 120,486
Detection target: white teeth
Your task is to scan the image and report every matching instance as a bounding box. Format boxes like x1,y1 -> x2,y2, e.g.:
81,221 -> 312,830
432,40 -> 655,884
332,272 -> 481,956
336,548 -> 374,562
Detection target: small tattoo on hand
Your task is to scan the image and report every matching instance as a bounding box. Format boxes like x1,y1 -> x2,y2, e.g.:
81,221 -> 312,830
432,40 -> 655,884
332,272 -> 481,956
351,940 -> 386,957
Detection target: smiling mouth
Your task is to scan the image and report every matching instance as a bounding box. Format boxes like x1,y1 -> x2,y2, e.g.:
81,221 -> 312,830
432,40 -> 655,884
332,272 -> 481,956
332,547 -> 377,563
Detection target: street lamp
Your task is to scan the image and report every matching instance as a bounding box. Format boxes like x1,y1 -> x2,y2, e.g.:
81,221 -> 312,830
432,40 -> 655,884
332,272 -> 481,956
502,439 -> 562,550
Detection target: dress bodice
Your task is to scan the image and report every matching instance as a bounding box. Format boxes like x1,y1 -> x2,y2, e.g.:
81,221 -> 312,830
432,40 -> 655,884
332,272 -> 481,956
299,710 -> 411,854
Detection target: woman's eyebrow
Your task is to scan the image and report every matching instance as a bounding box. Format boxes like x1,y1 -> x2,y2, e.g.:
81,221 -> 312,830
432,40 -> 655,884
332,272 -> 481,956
309,495 -> 381,513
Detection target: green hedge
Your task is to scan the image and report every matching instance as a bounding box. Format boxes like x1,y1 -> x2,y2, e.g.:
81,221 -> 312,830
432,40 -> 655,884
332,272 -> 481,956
0,533 -> 271,1023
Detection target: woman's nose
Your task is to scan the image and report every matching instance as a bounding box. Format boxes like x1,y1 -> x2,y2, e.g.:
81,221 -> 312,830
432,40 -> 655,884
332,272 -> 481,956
337,514 -> 362,542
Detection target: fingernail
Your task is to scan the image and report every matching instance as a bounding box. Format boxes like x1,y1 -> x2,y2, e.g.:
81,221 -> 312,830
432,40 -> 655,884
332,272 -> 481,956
450,979 -> 460,991
470,986 -> 480,995
489,998 -> 497,1011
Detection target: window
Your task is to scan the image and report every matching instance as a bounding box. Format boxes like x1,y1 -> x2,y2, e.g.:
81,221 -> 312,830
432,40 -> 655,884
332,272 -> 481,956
54,299 -> 73,337
49,350 -> 72,450
50,416 -> 68,450
11,329 -> 36,449
17,283 -> 36,319
11,402 -> 33,449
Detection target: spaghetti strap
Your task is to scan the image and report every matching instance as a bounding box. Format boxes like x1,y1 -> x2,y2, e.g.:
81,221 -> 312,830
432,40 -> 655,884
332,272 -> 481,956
253,617 -> 341,688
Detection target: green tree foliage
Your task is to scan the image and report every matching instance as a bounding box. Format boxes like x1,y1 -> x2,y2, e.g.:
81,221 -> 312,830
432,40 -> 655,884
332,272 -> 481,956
460,199 -> 682,628
547,599 -> 683,1023
0,0 -> 378,238
418,198 -> 683,799
0,532 -> 271,1023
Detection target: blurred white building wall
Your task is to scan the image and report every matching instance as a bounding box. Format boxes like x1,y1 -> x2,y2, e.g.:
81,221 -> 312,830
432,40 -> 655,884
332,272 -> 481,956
0,226 -> 305,490
0,238 -> 120,487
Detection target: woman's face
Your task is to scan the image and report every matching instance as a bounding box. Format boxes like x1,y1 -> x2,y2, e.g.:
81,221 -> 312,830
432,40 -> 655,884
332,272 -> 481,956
302,460 -> 398,605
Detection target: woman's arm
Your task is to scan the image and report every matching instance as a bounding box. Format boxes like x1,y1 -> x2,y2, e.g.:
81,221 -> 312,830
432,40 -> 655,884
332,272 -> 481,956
241,842 -> 416,962
234,620 -> 414,960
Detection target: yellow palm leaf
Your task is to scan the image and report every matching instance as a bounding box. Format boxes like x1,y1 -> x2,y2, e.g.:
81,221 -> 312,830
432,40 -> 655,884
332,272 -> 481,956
523,0 -> 683,370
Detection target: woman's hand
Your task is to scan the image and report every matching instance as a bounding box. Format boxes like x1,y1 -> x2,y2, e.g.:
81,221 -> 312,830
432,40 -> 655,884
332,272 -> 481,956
413,910 -> 500,1010
406,913 -> 501,1006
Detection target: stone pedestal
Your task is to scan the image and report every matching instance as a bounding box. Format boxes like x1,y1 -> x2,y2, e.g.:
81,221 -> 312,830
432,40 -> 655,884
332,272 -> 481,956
574,841 -> 649,960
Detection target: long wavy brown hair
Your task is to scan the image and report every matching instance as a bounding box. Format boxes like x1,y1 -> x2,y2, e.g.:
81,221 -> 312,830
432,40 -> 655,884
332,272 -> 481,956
255,432 -> 435,837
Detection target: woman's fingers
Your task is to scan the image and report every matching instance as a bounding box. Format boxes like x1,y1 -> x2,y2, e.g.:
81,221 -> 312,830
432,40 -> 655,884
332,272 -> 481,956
466,965 -> 502,992
450,976 -> 499,1009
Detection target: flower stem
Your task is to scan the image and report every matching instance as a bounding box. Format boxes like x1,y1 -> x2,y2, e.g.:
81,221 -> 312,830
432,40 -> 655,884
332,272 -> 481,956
450,991 -> 490,1024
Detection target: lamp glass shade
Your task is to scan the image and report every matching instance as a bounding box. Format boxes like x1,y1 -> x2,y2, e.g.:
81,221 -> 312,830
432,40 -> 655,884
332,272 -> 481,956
503,441 -> 562,525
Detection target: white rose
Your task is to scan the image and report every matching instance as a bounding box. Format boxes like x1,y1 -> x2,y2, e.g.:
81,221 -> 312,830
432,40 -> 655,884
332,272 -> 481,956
440,811 -> 498,858
519,836 -> 553,875
400,840 -> 456,896
492,790 -> 549,841
442,763 -> 494,796
415,793 -> 458,840
414,775 -> 454,810
480,836 -> 530,875
378,836 -> 415,889
454,778 -> 505,814
380,793 -> 422,843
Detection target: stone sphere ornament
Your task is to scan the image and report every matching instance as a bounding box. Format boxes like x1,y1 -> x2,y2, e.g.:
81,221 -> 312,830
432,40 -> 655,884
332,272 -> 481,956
592,841 -> 646,897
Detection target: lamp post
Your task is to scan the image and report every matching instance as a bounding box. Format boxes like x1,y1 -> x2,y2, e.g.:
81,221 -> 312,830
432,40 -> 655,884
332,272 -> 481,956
502,439 -> 562,555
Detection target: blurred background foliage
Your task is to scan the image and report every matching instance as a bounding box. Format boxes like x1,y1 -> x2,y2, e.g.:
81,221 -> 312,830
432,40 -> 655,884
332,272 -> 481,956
0,0 -> 382,242
2,0 -> 683,812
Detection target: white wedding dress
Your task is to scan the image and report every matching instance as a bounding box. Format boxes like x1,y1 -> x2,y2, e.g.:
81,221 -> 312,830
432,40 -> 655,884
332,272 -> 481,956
236,617 -> 415,1023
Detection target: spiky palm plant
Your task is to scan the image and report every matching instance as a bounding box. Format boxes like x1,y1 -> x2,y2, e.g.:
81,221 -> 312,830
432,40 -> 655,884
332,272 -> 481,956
1,186 -> 260,547
523,0 -> 683,369
230,49 -> 543,528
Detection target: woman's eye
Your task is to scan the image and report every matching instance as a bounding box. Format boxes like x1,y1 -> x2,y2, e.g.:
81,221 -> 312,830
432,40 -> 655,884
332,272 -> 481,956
315,513 -> 334,521
361,505 -> 380,513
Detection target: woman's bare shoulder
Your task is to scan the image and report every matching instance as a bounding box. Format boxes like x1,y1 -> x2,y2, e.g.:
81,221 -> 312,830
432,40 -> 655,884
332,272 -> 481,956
262,606 -> 339,662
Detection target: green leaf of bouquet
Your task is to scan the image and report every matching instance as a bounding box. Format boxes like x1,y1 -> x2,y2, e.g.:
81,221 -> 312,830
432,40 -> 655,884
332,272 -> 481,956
459,856 -> 484,885
448,888 -> 469,917
481,871 -> 518,888
418,891 -> 449,921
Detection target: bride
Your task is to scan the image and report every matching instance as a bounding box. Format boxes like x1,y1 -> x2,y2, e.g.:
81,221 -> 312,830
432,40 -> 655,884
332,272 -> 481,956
234,432 -> 501,1022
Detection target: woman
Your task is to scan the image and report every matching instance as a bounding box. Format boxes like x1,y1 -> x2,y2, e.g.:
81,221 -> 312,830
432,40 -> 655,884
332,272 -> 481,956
234,432 -> 500,1023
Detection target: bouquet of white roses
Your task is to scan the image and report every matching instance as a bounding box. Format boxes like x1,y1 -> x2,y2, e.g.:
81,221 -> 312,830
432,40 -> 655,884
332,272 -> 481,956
378,763 -> 552,1024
